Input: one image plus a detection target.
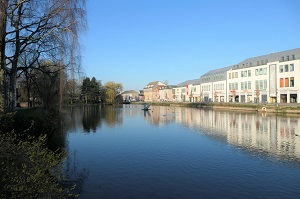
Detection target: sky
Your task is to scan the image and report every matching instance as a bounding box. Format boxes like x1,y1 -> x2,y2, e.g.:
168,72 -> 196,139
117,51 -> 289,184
82,0 -> 300,91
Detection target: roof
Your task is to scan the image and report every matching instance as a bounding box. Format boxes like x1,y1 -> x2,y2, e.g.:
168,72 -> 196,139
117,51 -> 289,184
201,66 -> 232,77
121,90 -> 139,94
144,81 -> 165,90
177,79 -> 200,87
233,48 -> 300,70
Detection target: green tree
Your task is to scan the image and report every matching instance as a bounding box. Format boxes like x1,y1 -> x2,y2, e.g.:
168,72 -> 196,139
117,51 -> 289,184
102,81 -> 123,104
81,77 -> 100,104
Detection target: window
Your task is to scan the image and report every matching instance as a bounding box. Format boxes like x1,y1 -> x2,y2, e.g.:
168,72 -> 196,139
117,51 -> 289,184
241,82 -> 244,90
281,56 -> 284,62
280,78 -> 284,87
290,64 -> 294,72
244,81 -> 248,89
279,65 -> 283,73
290,77 -> 294,87
235,72 -> 238,78
263,68 -> 267,75
181,88 -> 186,92
248,70 -> 251,77
259,68 -> 263,75
264,80 -> 267,90
285,65 -> 289,72
255,69 -> 259,76
255,80 -> 259,89
235,82 -> 238,90
248,81 -> 251,89
229,73 -> 232,79
286,56 -> 289,61
244,71 -> 247,77
241,71 -> 244,77
250,62 -> 252,67
291,54 -> 295,60
285,78 -> 289,87
260,80 -> 263,90
229,83 -> 232,90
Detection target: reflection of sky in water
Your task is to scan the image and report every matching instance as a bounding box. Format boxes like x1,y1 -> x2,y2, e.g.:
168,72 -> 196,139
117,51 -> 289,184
63,105 -> 300,199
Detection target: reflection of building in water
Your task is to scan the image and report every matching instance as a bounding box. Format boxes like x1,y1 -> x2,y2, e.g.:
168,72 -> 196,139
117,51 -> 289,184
170,107 -> 300,161
143,106 -> 176,126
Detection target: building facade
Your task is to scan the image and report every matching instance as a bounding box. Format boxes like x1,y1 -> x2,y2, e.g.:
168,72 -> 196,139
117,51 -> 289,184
143,81 -> 166,102
227,48 -> 300,103
142,48 -> 300,104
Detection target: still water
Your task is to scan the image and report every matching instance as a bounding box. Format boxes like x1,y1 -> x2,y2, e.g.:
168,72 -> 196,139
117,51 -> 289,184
61,104 -> 300,199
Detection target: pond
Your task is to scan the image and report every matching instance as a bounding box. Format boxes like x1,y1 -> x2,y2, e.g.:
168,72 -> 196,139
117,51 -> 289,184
60,104 -> 300,199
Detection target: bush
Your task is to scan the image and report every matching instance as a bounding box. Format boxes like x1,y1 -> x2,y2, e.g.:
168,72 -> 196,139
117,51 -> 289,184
0,113 -> 80,198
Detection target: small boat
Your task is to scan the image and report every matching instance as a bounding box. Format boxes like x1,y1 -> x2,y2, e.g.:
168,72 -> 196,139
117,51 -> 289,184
142,103 -> 151,110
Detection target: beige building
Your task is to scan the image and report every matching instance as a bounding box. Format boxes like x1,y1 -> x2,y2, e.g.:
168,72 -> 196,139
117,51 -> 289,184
143,81 -> 166,102
158,85 -> 176,102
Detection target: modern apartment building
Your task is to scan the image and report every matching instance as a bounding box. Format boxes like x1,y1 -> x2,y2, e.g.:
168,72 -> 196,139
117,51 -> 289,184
227,48 -> 300,103
200,66 -> 231,102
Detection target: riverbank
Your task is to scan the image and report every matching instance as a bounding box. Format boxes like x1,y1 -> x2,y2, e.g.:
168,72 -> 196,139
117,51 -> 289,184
133,102 -> 300,115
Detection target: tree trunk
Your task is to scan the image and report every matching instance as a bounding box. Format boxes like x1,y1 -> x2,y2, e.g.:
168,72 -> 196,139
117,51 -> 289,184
0,0 -> 7,113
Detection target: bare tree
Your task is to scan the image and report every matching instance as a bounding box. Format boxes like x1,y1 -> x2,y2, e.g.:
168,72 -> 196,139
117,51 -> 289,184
1,0 -> 86,111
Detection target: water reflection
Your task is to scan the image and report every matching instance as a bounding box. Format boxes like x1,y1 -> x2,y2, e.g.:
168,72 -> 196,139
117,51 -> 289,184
136,105 -> 300,163
62,105 -> 300,163
62,105 -> 123,133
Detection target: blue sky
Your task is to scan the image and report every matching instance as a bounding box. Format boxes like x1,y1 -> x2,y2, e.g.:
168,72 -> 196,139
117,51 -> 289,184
82,0 -> 300,91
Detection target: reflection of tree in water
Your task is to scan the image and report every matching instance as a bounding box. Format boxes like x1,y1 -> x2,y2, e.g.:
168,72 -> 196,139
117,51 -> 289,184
63,150 -> 89,196
102,105 -> 123,127
82,105 -> 101,132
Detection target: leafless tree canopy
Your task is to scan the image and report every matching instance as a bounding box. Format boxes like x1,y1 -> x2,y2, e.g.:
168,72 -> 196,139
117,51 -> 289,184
0,0 -> 87,112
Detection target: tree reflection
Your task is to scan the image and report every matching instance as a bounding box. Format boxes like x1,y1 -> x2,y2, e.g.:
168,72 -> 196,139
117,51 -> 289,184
82,105 -> 101,132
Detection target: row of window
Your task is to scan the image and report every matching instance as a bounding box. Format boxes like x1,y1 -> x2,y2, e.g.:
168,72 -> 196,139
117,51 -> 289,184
202,85 -> 210,91
214,83 -> 225,91
230,62 -> 295,79
255,67 -> 267,76
229,72 -> 238,79
280,77 -> 294,87
280,55 -> 296,62
279,64 -> 294,73
255,80 -> 268,90
241,70 -> 251,78
229,80 -> 268,91
241,81 -> 252,90
179,77 -> 294,94
229,82 -> 239,90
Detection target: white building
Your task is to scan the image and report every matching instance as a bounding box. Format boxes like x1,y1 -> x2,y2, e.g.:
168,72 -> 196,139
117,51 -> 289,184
175,79 -> 200,102
227,48 -> 300,103
200,66 -> 231,102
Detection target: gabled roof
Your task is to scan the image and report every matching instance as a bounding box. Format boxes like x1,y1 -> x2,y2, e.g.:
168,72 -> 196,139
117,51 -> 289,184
177,79 -> 200,87
144,81 -> 165,90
